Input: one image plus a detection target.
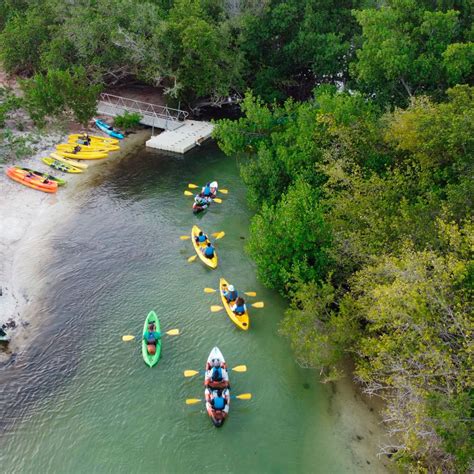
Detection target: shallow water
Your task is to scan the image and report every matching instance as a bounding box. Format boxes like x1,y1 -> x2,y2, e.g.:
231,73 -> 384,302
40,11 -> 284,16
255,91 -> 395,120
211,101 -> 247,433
0,142 -> 387,473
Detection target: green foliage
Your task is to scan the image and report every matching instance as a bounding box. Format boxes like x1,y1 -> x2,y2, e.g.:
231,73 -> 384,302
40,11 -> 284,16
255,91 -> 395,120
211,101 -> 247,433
0,129 -> 33,163
113,111 -> 142,129
246,179 -> 332,293
21,67 -> 102,126
0,87 -> 23,127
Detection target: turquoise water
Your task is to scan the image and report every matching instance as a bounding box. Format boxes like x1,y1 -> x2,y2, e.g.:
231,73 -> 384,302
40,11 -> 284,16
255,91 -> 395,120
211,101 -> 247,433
0,142 -> 385,473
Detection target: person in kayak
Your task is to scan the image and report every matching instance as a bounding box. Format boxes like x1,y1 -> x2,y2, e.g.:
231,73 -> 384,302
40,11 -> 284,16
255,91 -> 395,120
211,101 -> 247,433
202,242 -> 215,259
210,389 -> 228,413
222,284 -> 238,303
201,183 -> 217,199
205,360 -> 229,388
194,230 -> 208,244
231,297 -> 247,315
143,322 -> 161,355
73,145 -> 81,154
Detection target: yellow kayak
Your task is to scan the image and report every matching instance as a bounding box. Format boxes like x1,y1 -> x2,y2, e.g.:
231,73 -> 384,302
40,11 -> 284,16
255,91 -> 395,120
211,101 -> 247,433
68,134 -> 119,145
56,150 -> 108,160
61,142 -> 120,152
192,225 -> 218,269
50,152 -> 89,170
42,157 -> 83,174
219,278 -> 249,330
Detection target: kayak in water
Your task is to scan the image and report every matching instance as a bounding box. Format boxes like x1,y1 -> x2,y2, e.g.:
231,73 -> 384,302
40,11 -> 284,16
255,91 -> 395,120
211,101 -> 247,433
6,167 -> 58,193
141,311 -> 161,367
191,225 -> 218,269
204,347 -> 230,427
220,278 -> 249,330
94,119 -> 124,139
192,195 -> 212,214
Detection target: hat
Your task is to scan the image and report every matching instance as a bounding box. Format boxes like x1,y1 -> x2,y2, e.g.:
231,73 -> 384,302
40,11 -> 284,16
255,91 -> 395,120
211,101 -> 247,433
228,285 -> 235,292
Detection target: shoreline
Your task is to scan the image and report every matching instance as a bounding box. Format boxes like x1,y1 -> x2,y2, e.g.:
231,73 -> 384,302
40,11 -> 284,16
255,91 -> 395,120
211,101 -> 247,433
0,128 -> 151,362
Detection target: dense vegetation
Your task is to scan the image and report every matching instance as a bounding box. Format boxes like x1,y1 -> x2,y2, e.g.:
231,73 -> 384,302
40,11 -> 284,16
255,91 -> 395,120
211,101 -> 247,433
1,0 -> 472,471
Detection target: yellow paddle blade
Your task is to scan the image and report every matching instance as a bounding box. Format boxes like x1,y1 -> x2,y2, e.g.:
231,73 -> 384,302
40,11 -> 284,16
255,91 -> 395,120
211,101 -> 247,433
244,292 -> 257,297
184,190 -> 193,196
213,198 -> 223,204
232,365 -> 247,372
252,301 -> 265,308
166,329 -> 180,336
211,305 -> 224,312
188,255 -> 197,263
204,288 -> 217,293
184,370 -> 199,377
180,235 -> 191,240
188,183 -> 199,189
213,231 -> 225,240
186,399 -> 202,405
219,189 -> 229,194
122,335 -> 135,341
236,393 -> 252,400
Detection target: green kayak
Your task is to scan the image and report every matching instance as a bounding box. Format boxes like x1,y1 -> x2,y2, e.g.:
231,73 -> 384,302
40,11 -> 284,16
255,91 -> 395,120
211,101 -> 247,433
142,311 -> 161,367
15,166 -> 67,186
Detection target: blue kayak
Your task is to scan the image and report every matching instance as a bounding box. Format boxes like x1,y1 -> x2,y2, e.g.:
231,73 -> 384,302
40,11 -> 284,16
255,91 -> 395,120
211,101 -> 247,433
94,119 -> 124,139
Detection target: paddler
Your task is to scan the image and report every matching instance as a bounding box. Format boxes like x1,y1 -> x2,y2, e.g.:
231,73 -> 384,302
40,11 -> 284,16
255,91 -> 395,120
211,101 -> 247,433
231,297 -> 247,315
222,284 -> 238,303
210,389 -> 229,414
201,183 -> 216,199
205,359 -> 229,388
143,322 -> 161,355
194,230 -> 208,244
202,241 -> 215,260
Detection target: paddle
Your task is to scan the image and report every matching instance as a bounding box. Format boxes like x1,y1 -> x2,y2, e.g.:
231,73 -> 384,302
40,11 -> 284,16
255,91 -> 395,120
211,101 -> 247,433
184,365 -> 247,378
122,329 -> 180,341
186,393 -> 252,405
211,302 -> 264,312
188,183 -> 229,194
180,232 -> 225,241
187,255 -> 197,263
204,288 -> 256,297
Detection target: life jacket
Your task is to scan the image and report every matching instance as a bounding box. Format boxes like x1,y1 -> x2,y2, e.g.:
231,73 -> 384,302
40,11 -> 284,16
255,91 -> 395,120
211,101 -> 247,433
213,396 -> 225,410
202,186 -> 211,196
211,367 -> 223,381
234,304 -> 245,314
227,290 -> 238,301
146,332 -> 157,343
204,246 -> 214,257
198,235 -> 207,242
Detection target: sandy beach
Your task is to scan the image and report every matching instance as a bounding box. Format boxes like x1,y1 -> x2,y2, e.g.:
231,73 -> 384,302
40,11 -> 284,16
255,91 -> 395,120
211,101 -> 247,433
0,128 -> 150,362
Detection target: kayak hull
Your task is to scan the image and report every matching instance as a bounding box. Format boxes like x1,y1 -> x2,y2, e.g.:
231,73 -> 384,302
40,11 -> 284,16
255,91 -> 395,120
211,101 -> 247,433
6,167 -> 58,193
95,119 -> 124,139
50,153 -> 88,170
60,142 -> 120,152
141,311 -> 161,367
191,225 -> 218,269
205,347 -> 230,427
14,167 -> 66,186
56,150 -> 108,160
69,133 -> 119,145
43,157 -> 83,174
219,278 -> 250,330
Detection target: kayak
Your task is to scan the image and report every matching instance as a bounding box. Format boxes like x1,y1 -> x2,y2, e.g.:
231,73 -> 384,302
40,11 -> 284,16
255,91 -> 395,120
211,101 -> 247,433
141,311 -> 161,367
14,166 -> 66,186
43,157 -> 83,174
204,347 -> 230,427
191,225 -> 218,269
50,152 -> 88,170
6,167 -> 58,193
95,119 -> 124,139
68,133 -> 119,145
60,142 -> 120,152
219,278 -> 250,330
55,149 -> 109,160
193,195 -> 212,215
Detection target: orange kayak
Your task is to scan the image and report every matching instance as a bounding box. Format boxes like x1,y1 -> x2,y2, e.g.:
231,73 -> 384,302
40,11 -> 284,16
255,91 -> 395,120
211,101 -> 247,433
6,167 -> 58,193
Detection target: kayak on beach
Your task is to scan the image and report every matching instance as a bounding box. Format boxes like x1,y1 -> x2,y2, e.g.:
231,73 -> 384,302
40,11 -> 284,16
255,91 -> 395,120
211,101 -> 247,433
50,153 -> 89,170
142,311 -> 161,367
55,149 -> 109,160
219,278 -> 250,330
43,157 -> 83,174
204,347 -> 230,427
6,167 -> 58,193
14,166 -> 66,186
59,142 -> 120,152
68,133 -> 119,145
192,225 -> 218,269
94,119 -> 124,139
